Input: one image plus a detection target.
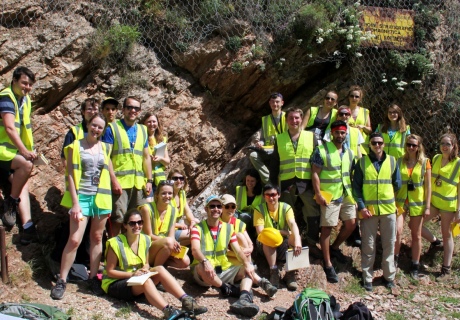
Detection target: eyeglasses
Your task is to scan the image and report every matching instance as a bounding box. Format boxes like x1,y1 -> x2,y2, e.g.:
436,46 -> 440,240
127,220 -> 143,227
349,95 -> 360,99
224,204 -> 236,209
325,96 -> 336,101
124,105 -> 141,112
370,141 -> 384,146
171,176 -> 185,181
440,142 -> 452,147
338,112 -> 350,117
264,193 -> 278,198
208,204 -> 222,209
406,143 -> 419,148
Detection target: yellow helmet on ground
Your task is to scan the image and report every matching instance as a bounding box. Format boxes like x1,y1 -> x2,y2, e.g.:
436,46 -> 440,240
257,227 -> 283,247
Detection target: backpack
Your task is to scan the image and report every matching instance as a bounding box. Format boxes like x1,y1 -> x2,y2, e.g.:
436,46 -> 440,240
341,302 -> 373,320
291,288 -> 336,320
0,303 -> 70,320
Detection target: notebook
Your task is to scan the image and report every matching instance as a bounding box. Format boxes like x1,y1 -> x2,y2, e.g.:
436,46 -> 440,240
127,271 -> 159,286
313,190 -> 333,204
285,246 -> 310,271
170,246 -> 189,259
451,222 -> 460,238
154,142 -> 167,158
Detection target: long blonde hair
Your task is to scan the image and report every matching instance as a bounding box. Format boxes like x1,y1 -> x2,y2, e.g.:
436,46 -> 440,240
402,134 -> 426,165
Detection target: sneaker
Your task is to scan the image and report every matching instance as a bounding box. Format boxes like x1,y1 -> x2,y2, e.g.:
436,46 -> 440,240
362,280 -> 373,292
429,239 -> 442,251
382,278 -> 395,288
259,277 -> 277,298
410,263 -> 420,280
163,305 -> 181,319
181,296 -> 208,316
436,265 -> 451,282
323,266 -> 339,283
2,196 -> 19,229
284,270 -> 298,291
230,293 -> 259,317
50,278 -> 67,300
220,283 -> 240,298
20,225 -> 38,245
330,247 -> 346,264
269,268 -> 280,288
87,277 -> 104,296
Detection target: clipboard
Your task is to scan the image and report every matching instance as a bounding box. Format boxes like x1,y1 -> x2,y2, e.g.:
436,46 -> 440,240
313,190 -> 333,205
154,142 -> 167,158
285,246 -> 310,271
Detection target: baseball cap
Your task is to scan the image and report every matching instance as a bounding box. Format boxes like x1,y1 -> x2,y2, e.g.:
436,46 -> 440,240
221,194 -> 236,205
204,195 -> 223,207
101,97 -> 119,108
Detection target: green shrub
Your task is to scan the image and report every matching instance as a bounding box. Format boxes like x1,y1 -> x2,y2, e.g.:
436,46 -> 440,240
91,24 -> 141,63
291,3 -> 329,45
200,0 -> 234,23
231,61 -> 243,73
226,36 -> 242,52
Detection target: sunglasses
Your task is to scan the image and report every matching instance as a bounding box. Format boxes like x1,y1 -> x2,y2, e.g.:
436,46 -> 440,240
349,95 -> 360,98
208,204 -> 222,209
406,143 -> 419,148
440,142 -> 452,147
127,220 -> 143,227
158,180 -> 174,186
370,141 -> 384,146
325,96 -> 336,101
171,176 -> 185,181
124,105 -> 141,112
224,204 -> 236,209
338,112 -> 350,117
264,193 -> 278,198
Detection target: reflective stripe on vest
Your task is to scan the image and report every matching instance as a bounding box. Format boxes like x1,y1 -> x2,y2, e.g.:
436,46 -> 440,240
277,130 -> 315,181
144,202 -> 176,237
149,136 -> 167,186
171,189 -> 187,221
378,124 -> 410,159
306,106 -> 337,131
395,158 -> 427,215
0,87 -> 34,161
431,154 -> 460,211
261,112 -> 287,145
360,154 -> 397,215
318,142 -> 354,200
256,202 -> 290,231
71,124 -> 85,140
60,141 -> 112,209
111,121 -> 147,189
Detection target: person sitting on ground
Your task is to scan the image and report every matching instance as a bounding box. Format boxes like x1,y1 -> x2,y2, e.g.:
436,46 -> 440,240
102,210 -> 207,319
101,97 -> 119,124
168,169 -> 200,246
220,194 -> 254,265
191,195 -> 278,318
51,113 -> 111,300
139,180 -> 189,268
253,184 -> 302,290
0,66 -> 38,245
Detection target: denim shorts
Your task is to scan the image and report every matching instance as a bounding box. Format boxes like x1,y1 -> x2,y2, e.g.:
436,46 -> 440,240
79,194 -> 111,218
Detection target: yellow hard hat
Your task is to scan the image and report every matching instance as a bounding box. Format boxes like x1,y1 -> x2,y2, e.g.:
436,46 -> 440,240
257,227 -> 283,247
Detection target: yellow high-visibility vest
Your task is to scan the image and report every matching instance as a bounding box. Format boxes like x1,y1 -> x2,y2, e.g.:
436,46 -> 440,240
277,130 -> 315,181
431,154 -> 460,212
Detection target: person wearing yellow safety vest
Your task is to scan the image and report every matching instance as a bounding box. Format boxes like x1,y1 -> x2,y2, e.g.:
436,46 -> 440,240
191,195 -> 278,318
269,107 -> 320,256
375,104 -> 410,159
51,113 -> 111,300
421,133 -> 460,280
311,120 -> 356,283
249,92 -> 287,184
102,96 -> 153,237
102,210 -> 208,318
352,132 -> 401,292
139,181 -> 189,269
394,134 -> 431,280
168,169 -> 200,246
101,97 -> 119,124
0,66 -> 37,244
346,85 -> 372,150
60,98 -> 99,166
301,90 -> 339,142
254,184 -> 302,291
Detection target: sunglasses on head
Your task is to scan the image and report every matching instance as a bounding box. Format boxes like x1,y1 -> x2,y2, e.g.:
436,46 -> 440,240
370,141 -> 384,146
264,192 -> 278,198
406,143 -> 419,148
224,204 -> 236,209
124,105 -> 141,112
171,176 -> 185,181
325,96 -> 336,101
208,204 -> 222,209
127,220 -> 143,227
158,180 -> 174,186
349,95 -> 360,98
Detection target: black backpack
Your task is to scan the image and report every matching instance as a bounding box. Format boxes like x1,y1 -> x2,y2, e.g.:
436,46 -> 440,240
341,302 -> 373,320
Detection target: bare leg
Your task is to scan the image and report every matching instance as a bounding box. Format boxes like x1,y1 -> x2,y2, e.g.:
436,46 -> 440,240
9,155 -> 33,199
394,213 -> 406,255
131,278 -> 168,310
409,215 -> 423,262
89,215 -> 109,278
151,266 -> 186,298
332,218 -> 356,249
440,212 -> 455,267
320,226 -> 332,267
262,244 -> 277,267
60,217 -> 89,281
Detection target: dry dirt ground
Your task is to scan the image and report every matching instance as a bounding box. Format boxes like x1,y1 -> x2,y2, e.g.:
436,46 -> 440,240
1,219 -> 460,320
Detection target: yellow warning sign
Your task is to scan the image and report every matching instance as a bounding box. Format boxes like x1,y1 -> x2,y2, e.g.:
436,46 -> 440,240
360,6 -> 415,50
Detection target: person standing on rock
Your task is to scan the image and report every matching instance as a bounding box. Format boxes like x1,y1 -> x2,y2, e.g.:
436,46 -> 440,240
0,66 -> 38,244
311,120 -> 356,283
250,92 -> 287,185
101,97 -> 119,124
352,132 -> 401,292
269,107 -> 321,256
102,96 -> 152,236
190,195 -> 277,318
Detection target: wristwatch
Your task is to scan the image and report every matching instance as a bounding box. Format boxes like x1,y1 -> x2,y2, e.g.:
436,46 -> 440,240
147,179 -> 153,184
201,258 -> 208,264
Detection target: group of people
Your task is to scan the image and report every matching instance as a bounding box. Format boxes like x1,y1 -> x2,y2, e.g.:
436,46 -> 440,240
0,66 -> 459,319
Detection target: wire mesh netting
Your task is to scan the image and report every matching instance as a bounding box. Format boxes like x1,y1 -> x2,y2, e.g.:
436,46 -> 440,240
1,0 -> 459,156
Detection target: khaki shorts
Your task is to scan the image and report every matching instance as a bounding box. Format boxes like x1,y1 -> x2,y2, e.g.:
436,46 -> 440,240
191,264 -> 242,287
320,196 -> 356,227
111,188 -> 147,223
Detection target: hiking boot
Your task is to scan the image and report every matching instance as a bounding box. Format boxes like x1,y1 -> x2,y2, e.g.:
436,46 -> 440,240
382,278 -> 395,289
323,266 -> 339,283
362,280 -> 373,292
269,268 -> 280,288
284,270 -> 298,291
220,283 -> 240,298
163,305 -> 181,319
20,224 -> 38,245
87,277 -> 104,296
330,247 -> 346,264
230,292 -> 259,317
2,196 -> 19,229
50,278 -> 67,300
181,296 -> 208,315
394,254 -> 399,269
259,277 -> 277,298
410,263 -> 420,280
437,265 -> 451,282
429,239 -> 442,251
